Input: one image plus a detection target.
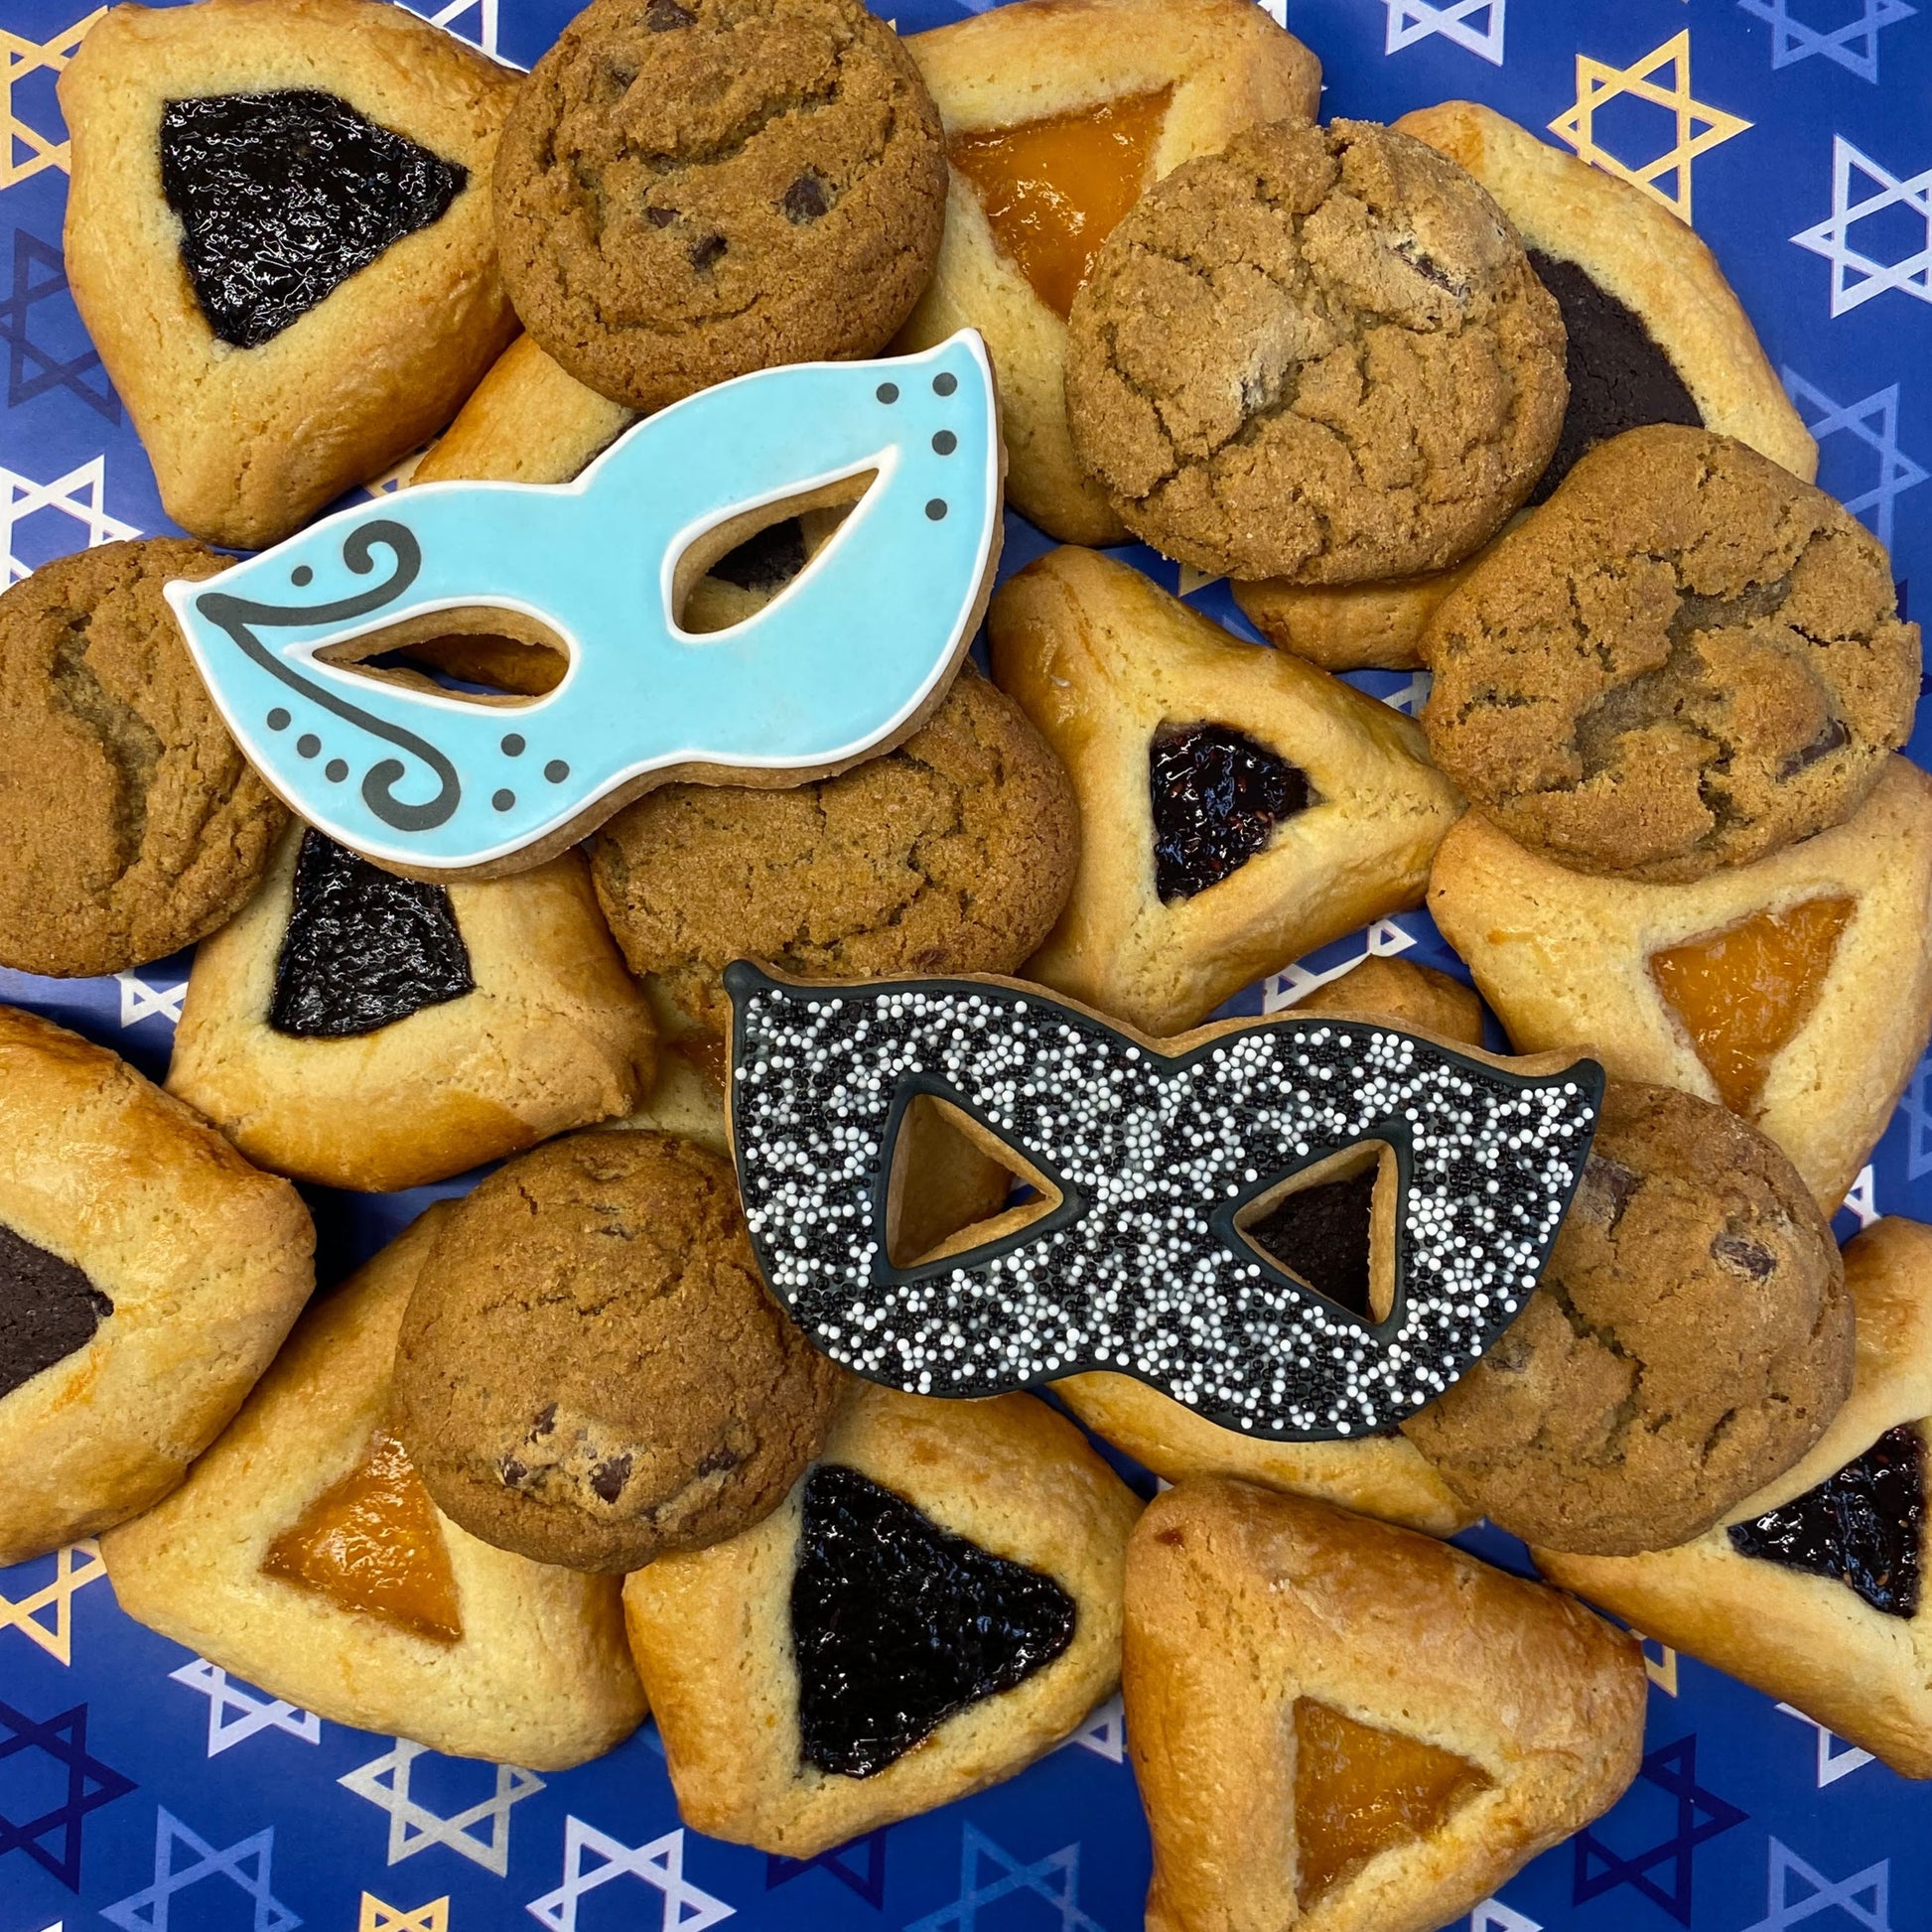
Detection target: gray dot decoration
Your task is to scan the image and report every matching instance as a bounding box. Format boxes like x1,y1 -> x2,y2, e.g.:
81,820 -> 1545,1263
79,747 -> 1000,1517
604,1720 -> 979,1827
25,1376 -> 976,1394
877,382 -> 899,404
933,372 -> 957,396
545,759 -> 569,783
296,734 -> 320,759
926,499 -> 948,521
724,965 -> 1602,1442
932,430 -> 957,456
325,759 -> 347,782
267,708 -> 290,732
492,788 -> 515,812
501,734 -> 525,757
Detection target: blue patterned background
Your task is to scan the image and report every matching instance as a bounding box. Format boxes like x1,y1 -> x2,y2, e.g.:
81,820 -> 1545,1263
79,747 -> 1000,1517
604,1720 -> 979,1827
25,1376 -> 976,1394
2,2 -> 1930,1929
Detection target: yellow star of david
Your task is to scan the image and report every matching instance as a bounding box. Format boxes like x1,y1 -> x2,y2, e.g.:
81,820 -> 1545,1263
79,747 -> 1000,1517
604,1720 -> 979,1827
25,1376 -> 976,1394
0,1538 -> 106,1665
1548,31 -> 1751,223
1,10 -> 105,192
1635,1629 -> 1680,1697
358,1894 -> 450,1932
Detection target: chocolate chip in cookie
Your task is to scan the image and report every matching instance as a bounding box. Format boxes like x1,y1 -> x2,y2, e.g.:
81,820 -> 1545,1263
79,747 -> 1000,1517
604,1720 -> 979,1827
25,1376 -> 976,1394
491,0 -> 948,410
1063,118 -> 1567,583
0,540 -> 287,978
391,1130 -> 844,1573
1423,425 -> 1922,883
1402,1080 -> 1854,1556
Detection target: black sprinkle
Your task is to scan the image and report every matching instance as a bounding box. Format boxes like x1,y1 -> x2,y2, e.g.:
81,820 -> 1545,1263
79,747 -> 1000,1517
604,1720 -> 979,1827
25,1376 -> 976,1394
791,1464 -> 1075,1778
0,1222 -> 113,1402
160,90 -> 467,349
1150,722 -> 1312,901
1729,1424 -> 1923,1617
268,828 -> 474,1039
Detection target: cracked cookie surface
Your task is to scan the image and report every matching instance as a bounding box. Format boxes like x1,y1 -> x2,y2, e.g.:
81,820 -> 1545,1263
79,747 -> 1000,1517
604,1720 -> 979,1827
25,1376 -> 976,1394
1062,117 -> 1567,583
589,671 -> 1079,1034
1402,1081 -> 1852,1556
392,1130 -> 844,1573
491,0 -> 947,410
0,540 -> 286,978
1424,426 -> 1921,883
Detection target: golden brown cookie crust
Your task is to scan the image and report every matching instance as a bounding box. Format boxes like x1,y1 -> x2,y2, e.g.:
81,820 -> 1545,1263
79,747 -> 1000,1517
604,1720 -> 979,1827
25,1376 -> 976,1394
1064,118 -> 1567,583
0,1006 -> 314,1566
1424,426 -> 1921,883
897,0 -> 1320,545
102,1203 -> 648,1768
590,669 -> 1079,1034
1125,1479 -> 1647,1932
393,1131 -> 844,1573
1536,1217 -> 1932,1779
0,540 -> 287,978
60,0 -> 520,550
1403,1081 -> 1853,1556
492,0 -> 947,411
1286,954 -> 1485,1044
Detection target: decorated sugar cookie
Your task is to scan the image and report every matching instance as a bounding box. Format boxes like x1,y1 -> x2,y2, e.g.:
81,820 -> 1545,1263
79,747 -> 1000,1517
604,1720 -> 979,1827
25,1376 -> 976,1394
724,964 -> 1603,1442
164,334 -> 1003,880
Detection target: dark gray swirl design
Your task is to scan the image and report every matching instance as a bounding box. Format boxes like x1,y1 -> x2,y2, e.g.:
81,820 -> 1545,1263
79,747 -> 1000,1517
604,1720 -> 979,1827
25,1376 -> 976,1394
193,519 -> 462,832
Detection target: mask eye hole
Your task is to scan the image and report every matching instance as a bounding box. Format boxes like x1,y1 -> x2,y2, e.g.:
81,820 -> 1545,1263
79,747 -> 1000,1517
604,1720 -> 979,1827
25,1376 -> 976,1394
883,1093 -> 1065,1271
315,606 -> 569,709
671,473 -> 873,635
1233,1140 -> 1399,1325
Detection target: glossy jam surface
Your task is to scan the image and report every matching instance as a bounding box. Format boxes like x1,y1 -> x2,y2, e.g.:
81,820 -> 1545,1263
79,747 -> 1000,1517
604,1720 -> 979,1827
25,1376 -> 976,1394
1526,251 -> 1704,504
1648,896 -> 1854,1114
0,1221 -> 112,1401
1294,1700 -> 1491,1906
790,1463 -> 1075,1778
160,90 -> 467,349
1249,1170 -> 1377,1320
1150,723 -> 1312,902
270,829 -> 475,1039
262,1428 -> 463,1643
950,90 -> 1171,319
1728,1422 -> 1924,1618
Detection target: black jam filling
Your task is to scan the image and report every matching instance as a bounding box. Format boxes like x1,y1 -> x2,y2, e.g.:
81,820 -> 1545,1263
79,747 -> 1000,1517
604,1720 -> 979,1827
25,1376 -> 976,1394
1150,722 -> 1312,902
709,517 -> 807,594
160,90 -> 468,349
0,1222 -> 112,1402
1248,1168 -> 1377,1320
790,1463 -> 1076,1778
269,829 -> 475,1039
1526,250 -> 1704,505
1727,1423 -> 1924,1618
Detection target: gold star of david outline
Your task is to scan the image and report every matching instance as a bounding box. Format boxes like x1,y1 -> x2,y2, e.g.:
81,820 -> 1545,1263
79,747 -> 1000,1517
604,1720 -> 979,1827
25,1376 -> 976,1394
360,1893 -> 450,1932
0,1539 -> 105,1665
1548,30 -> 1751,223
1,11 -> 105,192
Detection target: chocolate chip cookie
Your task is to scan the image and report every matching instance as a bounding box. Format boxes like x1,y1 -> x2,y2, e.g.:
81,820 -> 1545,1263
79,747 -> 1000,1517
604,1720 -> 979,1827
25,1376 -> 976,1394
1423,426 -> 1921,883
0,540 -> 287,977
1402,1081 -> 1853,1556
590,670 -> 1078,1035
492,0 -> 948,411
392,1130 -> 844,1573
1063,117 -> 1567,583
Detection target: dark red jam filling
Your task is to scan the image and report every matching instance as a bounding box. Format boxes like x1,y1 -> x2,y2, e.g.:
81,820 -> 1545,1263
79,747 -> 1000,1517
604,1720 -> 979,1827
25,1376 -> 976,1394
791,1463 -> 1076,1777
1727,1423 -> 1924,1618
0,1222 -> 112,1401
270,829 -> 475,1039
1150,722 -> 1311,902
160,90 -> 467,348
1248,1168 -> 1377,1320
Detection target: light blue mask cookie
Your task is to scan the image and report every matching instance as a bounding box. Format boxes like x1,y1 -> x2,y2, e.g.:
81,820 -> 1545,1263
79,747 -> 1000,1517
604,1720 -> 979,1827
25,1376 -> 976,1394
164,332 -> 1001,875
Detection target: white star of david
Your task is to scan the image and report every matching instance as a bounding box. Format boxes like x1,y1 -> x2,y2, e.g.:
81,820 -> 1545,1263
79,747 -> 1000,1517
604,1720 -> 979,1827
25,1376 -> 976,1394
1173,561 -> 1222,598
1471,1902 -> 1541,1932
1793,136 -> 1932,317
116,973 -> 186,1029
908,1826 -> 1104,1932
0,454 -> 139,584
1261,916 -> 1419,1012
1741,1840 -> 1890,1931
526,1819 -> 732,1932
1904,1057 -> 1932,1180
0,1539 -> 104,1665
1058,1693 -> 1125,1762
167,1660 -> 321,1758
1384,0 -> 1505,65
1381,669 -> 1433,716
1782,369 -> 1927,549
340,1740 -> 543,1875
101,1811 -> 301,1932
398,0 -> 498,56
1775,1706 -> 1877,1787
1737,0 -> 1915,83
1842,1165 -> 1880,1228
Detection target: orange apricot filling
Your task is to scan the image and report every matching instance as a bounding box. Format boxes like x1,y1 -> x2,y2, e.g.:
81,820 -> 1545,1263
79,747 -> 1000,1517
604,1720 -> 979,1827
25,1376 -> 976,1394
949,89 -> 1172,319
1648,896 -> 1855,1114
